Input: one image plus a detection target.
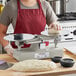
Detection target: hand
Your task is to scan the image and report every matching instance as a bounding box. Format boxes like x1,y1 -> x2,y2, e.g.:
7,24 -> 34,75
48,22 -> 62,34
4,43 -> 14,56
4,47 -> 14,56
49,22 -> 61,30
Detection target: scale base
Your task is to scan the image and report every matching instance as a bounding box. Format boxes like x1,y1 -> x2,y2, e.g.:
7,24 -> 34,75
13,47 -> 64,61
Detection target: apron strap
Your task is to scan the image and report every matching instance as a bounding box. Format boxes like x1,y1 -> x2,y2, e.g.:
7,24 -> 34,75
37,0 -> 43,10
17,0 -> 21,10
37,0 -> 45,17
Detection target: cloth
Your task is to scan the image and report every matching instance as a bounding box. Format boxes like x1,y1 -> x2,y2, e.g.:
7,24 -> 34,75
11,0 -> 46,48
0,0 -> 58,28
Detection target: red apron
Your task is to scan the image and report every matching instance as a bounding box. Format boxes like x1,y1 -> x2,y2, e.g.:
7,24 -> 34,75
11,0 -> 48,48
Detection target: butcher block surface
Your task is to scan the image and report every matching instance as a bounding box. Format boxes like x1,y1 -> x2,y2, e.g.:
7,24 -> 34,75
0,50 -> 76,76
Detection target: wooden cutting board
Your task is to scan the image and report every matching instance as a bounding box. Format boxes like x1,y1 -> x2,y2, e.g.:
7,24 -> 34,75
0,51 -> 76,76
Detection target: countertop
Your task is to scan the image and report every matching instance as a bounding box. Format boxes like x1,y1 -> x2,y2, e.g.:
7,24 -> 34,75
0,50 -> 76,76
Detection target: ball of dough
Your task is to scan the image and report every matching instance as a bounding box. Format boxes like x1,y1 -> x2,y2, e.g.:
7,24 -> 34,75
48,28 -> 60,34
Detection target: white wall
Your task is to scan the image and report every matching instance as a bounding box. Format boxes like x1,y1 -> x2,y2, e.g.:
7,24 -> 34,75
66,0 -> 76,12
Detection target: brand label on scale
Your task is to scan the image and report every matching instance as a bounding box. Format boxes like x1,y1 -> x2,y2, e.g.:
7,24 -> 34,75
34,52 -> 50,59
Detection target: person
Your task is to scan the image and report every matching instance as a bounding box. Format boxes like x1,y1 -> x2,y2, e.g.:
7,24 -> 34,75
0,0 -> 61,56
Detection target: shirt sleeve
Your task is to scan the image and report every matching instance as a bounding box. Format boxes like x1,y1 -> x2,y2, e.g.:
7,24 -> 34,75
45,1 -> 58,25
0,3 -> 11,26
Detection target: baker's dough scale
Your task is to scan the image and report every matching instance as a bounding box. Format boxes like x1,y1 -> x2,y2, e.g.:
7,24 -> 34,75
4,33 -> 63,61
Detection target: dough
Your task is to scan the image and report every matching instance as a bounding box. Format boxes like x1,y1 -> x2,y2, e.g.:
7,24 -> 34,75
11,60 -> 57,72
48,28 -> 60,34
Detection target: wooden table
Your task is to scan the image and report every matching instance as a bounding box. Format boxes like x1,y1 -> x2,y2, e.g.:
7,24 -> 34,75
0,50 -> 76,76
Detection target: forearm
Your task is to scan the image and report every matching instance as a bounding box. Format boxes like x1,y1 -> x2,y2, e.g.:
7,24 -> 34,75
0,33 -> 9,47
0,24 -> 9,48
0,32 -> 14,55
0,24 -> 15,55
